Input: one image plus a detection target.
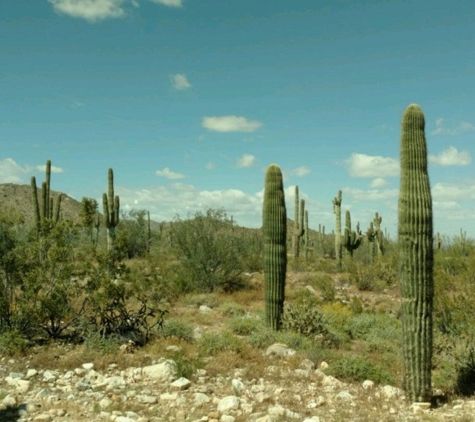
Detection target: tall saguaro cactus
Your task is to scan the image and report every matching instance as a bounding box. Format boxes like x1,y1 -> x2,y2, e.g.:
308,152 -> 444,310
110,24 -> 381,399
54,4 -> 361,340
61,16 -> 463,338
398,104 -> 434,403
31,159 -> 62,239
292,186 -> 305,258
103,168 -> 120,251
263,164 -> 287,331
332,190 -> 343,269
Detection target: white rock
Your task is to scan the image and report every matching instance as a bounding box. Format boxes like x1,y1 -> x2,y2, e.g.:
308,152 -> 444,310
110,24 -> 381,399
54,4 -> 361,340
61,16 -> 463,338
336,390 -> 354,401
199,305 -> 212,313
26,369 -> 38,379
82,363 -> 94,370
381,385 -> 403,399
362,380 -> 374,389
319,361 -> 329,370
231,379 -> 245,394
2,395 -> 17,407
217,396 -> 241,412
137,395 -> 157,404
142,360 -> 177,382
265,343 -> 296,357
220,416 -> 235,422
16,380 -> 30,393
194,392 -> 211,404
171,377 -> 191,390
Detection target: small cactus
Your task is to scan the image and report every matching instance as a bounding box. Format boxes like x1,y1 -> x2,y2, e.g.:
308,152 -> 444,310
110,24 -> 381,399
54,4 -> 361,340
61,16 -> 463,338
263,164 -> 287,331
398,104 -> 434,402
342,210 -> 362,257
292,186 -> 305,258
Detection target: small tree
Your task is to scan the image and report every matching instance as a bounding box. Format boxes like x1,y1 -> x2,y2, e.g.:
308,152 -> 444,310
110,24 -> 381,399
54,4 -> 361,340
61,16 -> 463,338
80,197 -> 99,244
172,208 -> 247,293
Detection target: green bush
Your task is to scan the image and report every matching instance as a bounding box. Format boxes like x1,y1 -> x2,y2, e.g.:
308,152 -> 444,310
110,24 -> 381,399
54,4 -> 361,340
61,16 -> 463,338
83,331 -> 122,355
160,319 -> 194,342
172,209 -> 251,293
327,354 -> 394,385
197,331 -> 244,355
282,300 -> 328,338
0,331 -> 29,356
226,315 -> 259,336
312,274 -> 336,302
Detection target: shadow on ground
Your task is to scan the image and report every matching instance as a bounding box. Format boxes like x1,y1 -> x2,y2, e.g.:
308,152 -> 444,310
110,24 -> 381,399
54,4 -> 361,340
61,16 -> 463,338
0,406 -> 22,422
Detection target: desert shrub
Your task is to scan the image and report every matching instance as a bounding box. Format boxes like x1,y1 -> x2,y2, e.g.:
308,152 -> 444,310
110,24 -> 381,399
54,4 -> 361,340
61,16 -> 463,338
226,315 -> 259,336
197,331 -> 244,356
172,208 -> 252,293
160,319 -> 194,342
433,331 -> 475,396
327,354 -> 394,385
0,331 -> 29,356
220,302 -> 246,317
349,264 -> 385,292
167,350 -> 204,379
83,331 -> 122,355
312,274 -> 336,302
114,209 -> 150,259
282,300 -> 328,338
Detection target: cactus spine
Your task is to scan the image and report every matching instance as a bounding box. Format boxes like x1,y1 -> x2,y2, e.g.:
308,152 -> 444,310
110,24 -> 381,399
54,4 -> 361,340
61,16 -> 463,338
103,168 -> 120,251
292,186 -> 305,258
332,190 -> 343,269
398,104 -> 434,403
342,210 -> 362,257
31,159 -> 62,239
263,164 -> 287,331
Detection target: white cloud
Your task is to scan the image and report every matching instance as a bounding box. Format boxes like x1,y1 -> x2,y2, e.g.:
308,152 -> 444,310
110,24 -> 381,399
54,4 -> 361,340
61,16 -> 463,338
202,116 -> 263,133
171,73 -> 191,90
432,182 -> 475,202
155,167 -> 185,179
118,183 -> 262,227
345,153 -> 399,178
344,187 -> 399,202
36,164 -> 64,173
236,154 -> 255,168
0,158 -> 31,184
429,146 -> 471,166
48,0 -> 127,22
205,162 -> 215,170
369,178 -> 387,188
292,166 -> 311,177
431,118 -> 475,136
149,0 -> 182,6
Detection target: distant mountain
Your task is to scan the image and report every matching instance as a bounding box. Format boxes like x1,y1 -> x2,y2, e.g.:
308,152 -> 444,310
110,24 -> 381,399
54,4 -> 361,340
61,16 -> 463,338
0,183 -> 83,225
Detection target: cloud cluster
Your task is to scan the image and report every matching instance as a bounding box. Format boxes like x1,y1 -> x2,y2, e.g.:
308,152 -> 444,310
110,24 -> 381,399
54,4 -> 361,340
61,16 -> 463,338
0,159 -> 31,184
155,167 -> 185,179
171,74 -> 191,90
431,118 -> 475,136
202,116 -> 263,133
48,0 -> 182,22
236,154 -> 255,168
118,183 -> 263,227
48,0 -> 127,22
36,164 -> 64,173
345,153 -> 399,178
291,166 -> 311,177
429,146 -> 471,166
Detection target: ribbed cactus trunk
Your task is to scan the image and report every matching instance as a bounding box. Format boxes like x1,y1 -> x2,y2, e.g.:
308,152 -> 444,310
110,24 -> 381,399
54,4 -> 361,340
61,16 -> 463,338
263,164 -> 287,331
332,190 -> 342,270
398,104 -> 434,403
103,168 -> 120,251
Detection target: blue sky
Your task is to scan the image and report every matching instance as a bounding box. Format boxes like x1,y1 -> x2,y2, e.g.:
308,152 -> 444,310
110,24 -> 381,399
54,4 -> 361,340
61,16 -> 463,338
1,0 -> 474,239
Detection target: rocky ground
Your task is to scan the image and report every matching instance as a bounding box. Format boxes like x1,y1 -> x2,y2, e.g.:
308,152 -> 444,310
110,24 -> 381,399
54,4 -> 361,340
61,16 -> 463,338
1,342 -> 475,422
